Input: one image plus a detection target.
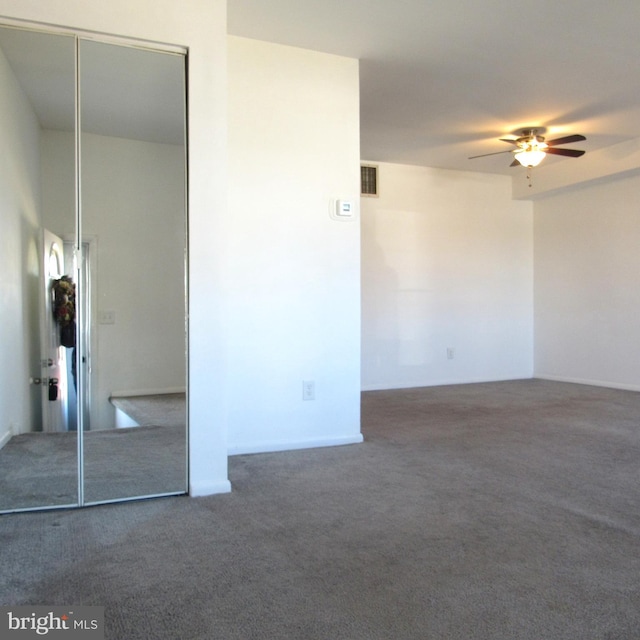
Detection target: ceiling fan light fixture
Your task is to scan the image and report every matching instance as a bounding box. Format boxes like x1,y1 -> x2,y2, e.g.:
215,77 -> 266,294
515,148 -> 546,168
468,128 -> 586,170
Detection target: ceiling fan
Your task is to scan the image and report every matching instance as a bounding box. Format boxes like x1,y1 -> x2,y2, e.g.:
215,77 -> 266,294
469,128 -> 586,168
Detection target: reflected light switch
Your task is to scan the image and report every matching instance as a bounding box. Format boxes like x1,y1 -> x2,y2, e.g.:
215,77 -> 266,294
99,310 -> 116,324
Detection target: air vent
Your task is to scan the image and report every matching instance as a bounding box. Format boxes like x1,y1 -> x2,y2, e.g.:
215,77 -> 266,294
360,164 -> 378,197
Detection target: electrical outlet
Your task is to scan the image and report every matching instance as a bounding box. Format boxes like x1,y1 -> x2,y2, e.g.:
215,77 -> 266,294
303,380 -> 315,401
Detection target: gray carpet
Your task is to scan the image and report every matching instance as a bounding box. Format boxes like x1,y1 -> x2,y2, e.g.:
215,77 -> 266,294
0,424 -> 186,510
1,379 -> 639,639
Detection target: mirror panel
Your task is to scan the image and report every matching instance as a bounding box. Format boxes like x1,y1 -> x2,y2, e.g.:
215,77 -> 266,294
79,39 -> 187,504
0,26 -> 188,513
0,26 -> 78,511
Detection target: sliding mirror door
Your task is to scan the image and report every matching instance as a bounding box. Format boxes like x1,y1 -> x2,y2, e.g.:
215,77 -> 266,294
79,40 -> 187,504
0,27 -> 78,512
0,25 -> 187,513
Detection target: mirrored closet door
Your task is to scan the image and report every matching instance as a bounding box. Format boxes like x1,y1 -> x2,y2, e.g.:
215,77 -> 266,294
0,24 -> 188,513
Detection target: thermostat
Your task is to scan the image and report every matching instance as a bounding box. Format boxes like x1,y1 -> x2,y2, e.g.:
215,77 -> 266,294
330,199 -> 357,221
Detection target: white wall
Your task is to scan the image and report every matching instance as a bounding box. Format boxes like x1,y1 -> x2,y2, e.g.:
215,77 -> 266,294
41,130 -> 186,429
0,0 -> 230,495
0,44 -> 42,442
361,162 -> 533,390
534,174 -> 640,390
227,36 -> 362,453
0,3 -> 363,495
84,134 -> 186,425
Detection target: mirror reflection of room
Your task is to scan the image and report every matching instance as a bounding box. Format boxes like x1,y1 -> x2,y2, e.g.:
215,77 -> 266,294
80,39 -> 187,505
0,25 -> 188,513
0,27 -> 78,511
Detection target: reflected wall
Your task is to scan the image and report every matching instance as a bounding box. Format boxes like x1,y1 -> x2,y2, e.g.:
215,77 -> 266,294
0,27 -> 77,509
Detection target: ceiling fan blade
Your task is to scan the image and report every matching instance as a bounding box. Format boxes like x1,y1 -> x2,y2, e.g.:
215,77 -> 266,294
509,159 -> 520,167
545,147 -> 585,158
468,150 -> 513,159
499,138 -> 519,145
546,134 -> 586,146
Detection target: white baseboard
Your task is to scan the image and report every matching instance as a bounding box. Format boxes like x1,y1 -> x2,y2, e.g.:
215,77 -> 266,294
189,479 -> 232,497
534,374 -> 640,393
110,387 -> 186,398
361,376 -> 533,392
228,433 -> 364,456
362,375 -> 640,393
0,428 -> 11,451
114,408 -> 140,428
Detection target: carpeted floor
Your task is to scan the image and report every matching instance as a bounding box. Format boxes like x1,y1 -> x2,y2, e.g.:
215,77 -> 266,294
1,379 -> 639,639
0,424 -> 186,511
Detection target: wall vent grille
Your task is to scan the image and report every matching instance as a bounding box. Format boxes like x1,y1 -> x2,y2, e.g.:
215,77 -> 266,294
360,164 -> 378,196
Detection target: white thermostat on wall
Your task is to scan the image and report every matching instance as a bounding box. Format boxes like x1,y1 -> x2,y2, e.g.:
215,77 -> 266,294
330,199 -> 357,221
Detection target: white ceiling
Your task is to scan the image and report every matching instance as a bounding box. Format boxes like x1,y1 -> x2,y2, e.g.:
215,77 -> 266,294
228,0 -> 640,175
0,25 -> 185,146
3,4 -> 639,174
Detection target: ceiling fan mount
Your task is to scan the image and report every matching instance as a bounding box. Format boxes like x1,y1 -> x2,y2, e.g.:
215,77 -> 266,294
510,126 -> 547,136
507,128 -> 546,147
469,127 -> 586,168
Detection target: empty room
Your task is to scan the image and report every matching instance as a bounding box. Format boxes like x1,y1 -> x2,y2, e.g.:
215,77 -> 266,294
1,1 -> 639,639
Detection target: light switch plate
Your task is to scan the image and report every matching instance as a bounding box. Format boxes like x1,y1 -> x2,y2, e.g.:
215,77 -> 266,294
99,310 -> 115,324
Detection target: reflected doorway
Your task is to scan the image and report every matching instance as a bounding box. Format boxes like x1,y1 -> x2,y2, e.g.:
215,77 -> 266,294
63,239 -> 91,433
42,229 -> 71,433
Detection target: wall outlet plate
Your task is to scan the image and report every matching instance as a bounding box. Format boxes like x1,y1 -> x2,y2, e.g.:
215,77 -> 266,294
302,380 -> 315,401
